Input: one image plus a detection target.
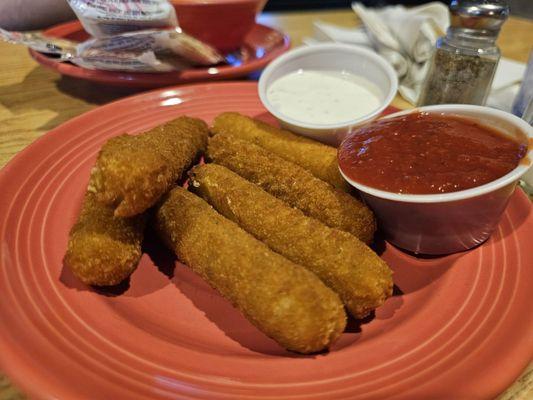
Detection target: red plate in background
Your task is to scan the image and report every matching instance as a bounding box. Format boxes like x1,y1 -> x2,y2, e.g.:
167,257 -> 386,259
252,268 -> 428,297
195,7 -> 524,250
0,82 -> 531,399
30,21 -> 290,88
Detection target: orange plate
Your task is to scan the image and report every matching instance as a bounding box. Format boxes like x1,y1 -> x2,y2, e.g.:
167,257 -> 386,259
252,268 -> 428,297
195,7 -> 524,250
29,21 -> 290,88
0,82 -> 532,399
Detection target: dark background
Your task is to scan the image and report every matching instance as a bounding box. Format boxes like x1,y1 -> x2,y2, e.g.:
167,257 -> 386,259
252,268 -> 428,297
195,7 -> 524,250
264,0 -> 533,18
265,0 -> 444,10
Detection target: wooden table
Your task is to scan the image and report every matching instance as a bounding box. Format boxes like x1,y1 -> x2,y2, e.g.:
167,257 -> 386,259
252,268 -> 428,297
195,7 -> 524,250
0,8 -> 531,400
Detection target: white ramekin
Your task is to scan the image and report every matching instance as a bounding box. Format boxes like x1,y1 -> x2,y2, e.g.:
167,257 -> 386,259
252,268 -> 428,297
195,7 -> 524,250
338,104 -> 533,255
258,43 -> 398,146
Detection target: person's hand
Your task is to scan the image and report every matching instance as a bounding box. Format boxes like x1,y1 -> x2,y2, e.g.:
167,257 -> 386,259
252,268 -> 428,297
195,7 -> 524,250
0,0 -> 74,31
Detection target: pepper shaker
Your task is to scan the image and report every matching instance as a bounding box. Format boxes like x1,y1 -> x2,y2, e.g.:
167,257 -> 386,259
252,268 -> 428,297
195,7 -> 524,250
418,0 -> 509,106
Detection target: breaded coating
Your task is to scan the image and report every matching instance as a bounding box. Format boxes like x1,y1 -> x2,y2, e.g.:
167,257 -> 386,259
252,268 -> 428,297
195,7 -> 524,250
211,112 -> 349,191
153,187 -> 346,354
89,116 -> 208,217
64,190 -> 146,286
207,134 -> 376,244
190,164 -> 393,319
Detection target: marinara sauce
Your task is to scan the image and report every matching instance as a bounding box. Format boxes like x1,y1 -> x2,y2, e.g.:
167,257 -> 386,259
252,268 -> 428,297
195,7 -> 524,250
338,112 -> 527,194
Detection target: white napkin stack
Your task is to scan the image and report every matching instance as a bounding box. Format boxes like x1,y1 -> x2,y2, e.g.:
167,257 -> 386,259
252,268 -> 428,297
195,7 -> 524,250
303,2 -> 526,109
486,58 -> 527,112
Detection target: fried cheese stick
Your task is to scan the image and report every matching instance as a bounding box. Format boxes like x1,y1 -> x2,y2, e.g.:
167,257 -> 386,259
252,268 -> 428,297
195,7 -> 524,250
190,164 -> 393,318
89,116 -> 208,217
153,187 -> 346,353
207,134 -> 376,243
211,112 -> 349,191
64,190 -> 146,286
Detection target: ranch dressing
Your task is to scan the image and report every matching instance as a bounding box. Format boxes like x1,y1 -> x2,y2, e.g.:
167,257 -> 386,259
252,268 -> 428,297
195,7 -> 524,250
267,70 -> 382,125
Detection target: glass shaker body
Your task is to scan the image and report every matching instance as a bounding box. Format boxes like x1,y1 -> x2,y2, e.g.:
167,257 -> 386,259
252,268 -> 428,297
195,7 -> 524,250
418,29 -> 500,106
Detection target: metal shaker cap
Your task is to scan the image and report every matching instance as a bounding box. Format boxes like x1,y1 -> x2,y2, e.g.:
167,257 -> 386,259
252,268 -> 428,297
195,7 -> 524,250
450,0 -> 509,35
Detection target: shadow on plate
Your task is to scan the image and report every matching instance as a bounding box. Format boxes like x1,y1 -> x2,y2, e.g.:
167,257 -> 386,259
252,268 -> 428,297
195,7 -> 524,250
370,230 -> 387,256
142,230 -> 376,356
58,228 -> 396,356
143,233 -> 315,357
379,189 -> 531,296
252,111 -> 278,126
373,284 -> 405,321
382,243 -> 464,295
59,263 -> 131,296
482,191 -> 531,245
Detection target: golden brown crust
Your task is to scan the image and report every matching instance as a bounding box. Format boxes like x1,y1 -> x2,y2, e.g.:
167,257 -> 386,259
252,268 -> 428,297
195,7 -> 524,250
211,112 -> 349,191
89,116 -> 208,217
207,134 -> 376,243
190,164 -> 393,319
153,187 -> 347,353
63,191 -> 146,286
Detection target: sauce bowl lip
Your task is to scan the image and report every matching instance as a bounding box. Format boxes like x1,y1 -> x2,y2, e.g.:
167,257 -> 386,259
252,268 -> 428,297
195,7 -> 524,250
258,43 -> 398,130
338,104 -> 533,204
